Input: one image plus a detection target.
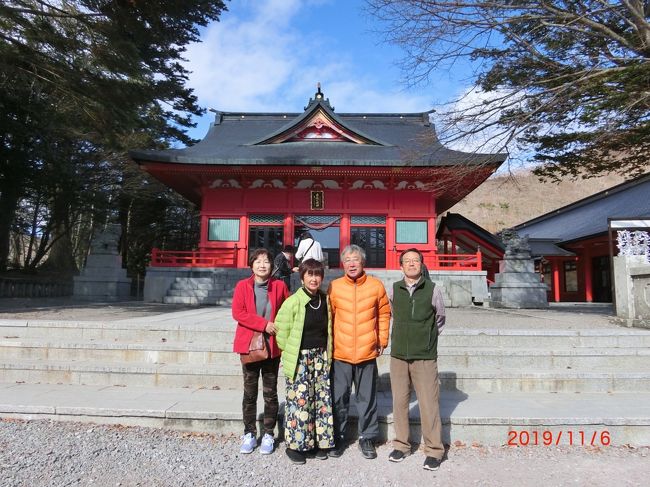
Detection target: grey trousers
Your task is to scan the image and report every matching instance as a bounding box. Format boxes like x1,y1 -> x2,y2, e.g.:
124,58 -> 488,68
331,358 -> 379,441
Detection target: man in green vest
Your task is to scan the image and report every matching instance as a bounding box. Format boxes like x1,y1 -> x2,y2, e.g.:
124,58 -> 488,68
388,248 -> 446,471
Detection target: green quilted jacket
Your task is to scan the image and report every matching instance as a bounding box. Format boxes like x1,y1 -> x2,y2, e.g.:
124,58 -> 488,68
275,288 -> 332,381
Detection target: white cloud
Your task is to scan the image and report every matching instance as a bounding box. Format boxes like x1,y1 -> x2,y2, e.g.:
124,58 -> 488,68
183,0 -> 432,115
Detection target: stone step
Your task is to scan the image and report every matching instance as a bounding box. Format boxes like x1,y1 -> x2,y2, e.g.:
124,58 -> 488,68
162,296 -> 209,305
174,277 -> 213,284
3,337 -> 649,371
166,289 -> 235,299
2,358 -> 650,393
1,383 -> 649,446
414,369 -> 650,393
437,347 -> 650,369
0,339 -> 241,365
4,321 -> 650,348
171,281 -> 235,291
161,296 -> 233,305
0,359 -> 245,389
167,289 -> 216,298
170,283 -> 215,291
0,323 -> 236,342
440,329 -> 650,348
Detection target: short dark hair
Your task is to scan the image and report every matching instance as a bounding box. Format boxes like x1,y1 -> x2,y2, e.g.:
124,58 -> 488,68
249,248 -> 274,271
282,245 -> 296,253
399,248 -> 424,266
299,258 -> 324,280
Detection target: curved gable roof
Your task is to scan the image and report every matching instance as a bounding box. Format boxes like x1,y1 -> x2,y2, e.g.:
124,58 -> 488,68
130,88 -> 506,168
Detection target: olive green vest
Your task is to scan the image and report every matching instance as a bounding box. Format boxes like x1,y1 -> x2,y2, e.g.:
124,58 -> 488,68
391,279 -> 438,360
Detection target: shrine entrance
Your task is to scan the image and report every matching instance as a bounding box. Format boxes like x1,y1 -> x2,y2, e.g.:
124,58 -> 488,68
294,215 -> 340,268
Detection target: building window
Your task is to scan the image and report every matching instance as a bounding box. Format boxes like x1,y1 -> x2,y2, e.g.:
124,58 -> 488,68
564,261 -> 578,292
351,215 -> 387,225
249,214 -> 284,224
396,220 -> 427,244
208,218 -> 240,241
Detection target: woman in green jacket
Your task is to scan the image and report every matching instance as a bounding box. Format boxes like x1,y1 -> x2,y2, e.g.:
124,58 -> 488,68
275,258 -> 334,464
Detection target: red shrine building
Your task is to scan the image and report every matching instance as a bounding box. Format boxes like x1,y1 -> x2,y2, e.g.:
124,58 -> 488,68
130,87 -> 507,303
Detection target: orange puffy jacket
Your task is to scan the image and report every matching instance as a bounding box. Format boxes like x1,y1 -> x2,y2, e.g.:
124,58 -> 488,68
327,272 -> 391,364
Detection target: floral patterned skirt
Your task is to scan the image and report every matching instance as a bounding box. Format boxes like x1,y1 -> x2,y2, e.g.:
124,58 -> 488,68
284,348 -> 335,451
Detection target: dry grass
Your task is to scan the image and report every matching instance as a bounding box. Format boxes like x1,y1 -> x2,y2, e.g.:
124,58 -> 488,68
448,171 -> 627,233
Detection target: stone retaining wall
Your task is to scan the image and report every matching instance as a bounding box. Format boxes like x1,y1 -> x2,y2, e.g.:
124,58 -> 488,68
0,277 -> 73,298
143,267 -> 488,307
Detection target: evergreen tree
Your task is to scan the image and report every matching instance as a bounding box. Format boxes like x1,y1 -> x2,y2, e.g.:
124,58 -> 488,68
0,0 -> 227,272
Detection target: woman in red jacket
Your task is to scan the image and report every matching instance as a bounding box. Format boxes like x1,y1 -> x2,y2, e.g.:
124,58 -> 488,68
232,248 -> 289,455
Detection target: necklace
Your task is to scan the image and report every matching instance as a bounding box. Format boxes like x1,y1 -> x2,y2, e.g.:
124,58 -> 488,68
308,293 -> 322,310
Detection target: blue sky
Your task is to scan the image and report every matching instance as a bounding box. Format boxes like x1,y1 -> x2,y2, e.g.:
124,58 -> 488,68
182,0 -> 475,144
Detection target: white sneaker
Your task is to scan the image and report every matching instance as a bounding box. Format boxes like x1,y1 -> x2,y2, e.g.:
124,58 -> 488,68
240,433 -> 257,454
259,433 -> 274,455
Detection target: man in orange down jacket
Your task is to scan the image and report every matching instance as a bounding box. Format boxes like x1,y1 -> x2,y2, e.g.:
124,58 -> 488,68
327,244 -> 391,459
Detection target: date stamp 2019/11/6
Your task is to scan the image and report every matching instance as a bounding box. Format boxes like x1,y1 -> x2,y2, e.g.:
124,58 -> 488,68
507,430 -> 611,446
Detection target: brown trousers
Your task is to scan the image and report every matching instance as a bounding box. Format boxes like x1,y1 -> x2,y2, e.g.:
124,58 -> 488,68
390,357 -> 444,459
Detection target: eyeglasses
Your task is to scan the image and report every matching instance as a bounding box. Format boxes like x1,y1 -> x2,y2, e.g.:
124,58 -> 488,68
344,257 -> 362,264
402,259 -> 421,265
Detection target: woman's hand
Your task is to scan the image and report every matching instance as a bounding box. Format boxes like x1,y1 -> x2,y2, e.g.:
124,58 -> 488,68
265,321 -> 277,335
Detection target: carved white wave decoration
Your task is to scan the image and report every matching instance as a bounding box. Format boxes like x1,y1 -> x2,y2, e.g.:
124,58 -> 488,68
617,230 -> 650,263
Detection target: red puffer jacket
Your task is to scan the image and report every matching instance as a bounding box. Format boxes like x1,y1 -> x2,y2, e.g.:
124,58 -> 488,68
232,275 -> 289,358
327,272 -> 391,364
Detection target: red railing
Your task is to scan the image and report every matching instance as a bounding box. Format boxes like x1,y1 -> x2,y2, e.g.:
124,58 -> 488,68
424,250 -> 482,271
150,248 -> 482,271
150,248 -> 238,267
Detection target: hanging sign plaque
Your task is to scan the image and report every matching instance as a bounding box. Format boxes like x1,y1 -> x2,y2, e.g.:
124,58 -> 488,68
310,190 -> 324,210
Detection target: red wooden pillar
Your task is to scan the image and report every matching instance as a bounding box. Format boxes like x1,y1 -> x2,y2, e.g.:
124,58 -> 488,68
428,215 -> 437,251
386,215 -> 397,269
340,213 -> 351,258
236,215 -> 249,267
552,259 -> 561,303
583,248 -> 593,302
283,213 -> 293,247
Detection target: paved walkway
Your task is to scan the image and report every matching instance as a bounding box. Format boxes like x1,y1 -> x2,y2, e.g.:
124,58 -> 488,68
0,296 -> 623,330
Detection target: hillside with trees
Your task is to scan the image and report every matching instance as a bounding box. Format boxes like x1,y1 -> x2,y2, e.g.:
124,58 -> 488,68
448,171 -> 628,234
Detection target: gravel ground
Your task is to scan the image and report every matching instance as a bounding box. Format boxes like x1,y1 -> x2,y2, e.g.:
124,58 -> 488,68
1,419 -> 648,487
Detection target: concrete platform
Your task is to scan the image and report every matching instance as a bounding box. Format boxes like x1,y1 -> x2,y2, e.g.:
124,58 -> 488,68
1,383 -> 649,446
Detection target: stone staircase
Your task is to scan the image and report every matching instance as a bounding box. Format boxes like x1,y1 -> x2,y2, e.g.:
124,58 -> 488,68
1,308 -> 650,445
159,270 -> 456,307
162,276 -> 241,306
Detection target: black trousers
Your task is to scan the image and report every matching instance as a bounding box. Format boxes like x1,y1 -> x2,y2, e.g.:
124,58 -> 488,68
241,356 -> 280,436
331,358 -> 379,441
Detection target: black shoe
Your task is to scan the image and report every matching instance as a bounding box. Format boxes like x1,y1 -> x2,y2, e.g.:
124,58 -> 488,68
358,438 -> 377,459
315,449 -> 328,460
423,456 -> 441,471
328,442 -> 346,458
286,449 -> 306,465
388,449 -> 407,463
